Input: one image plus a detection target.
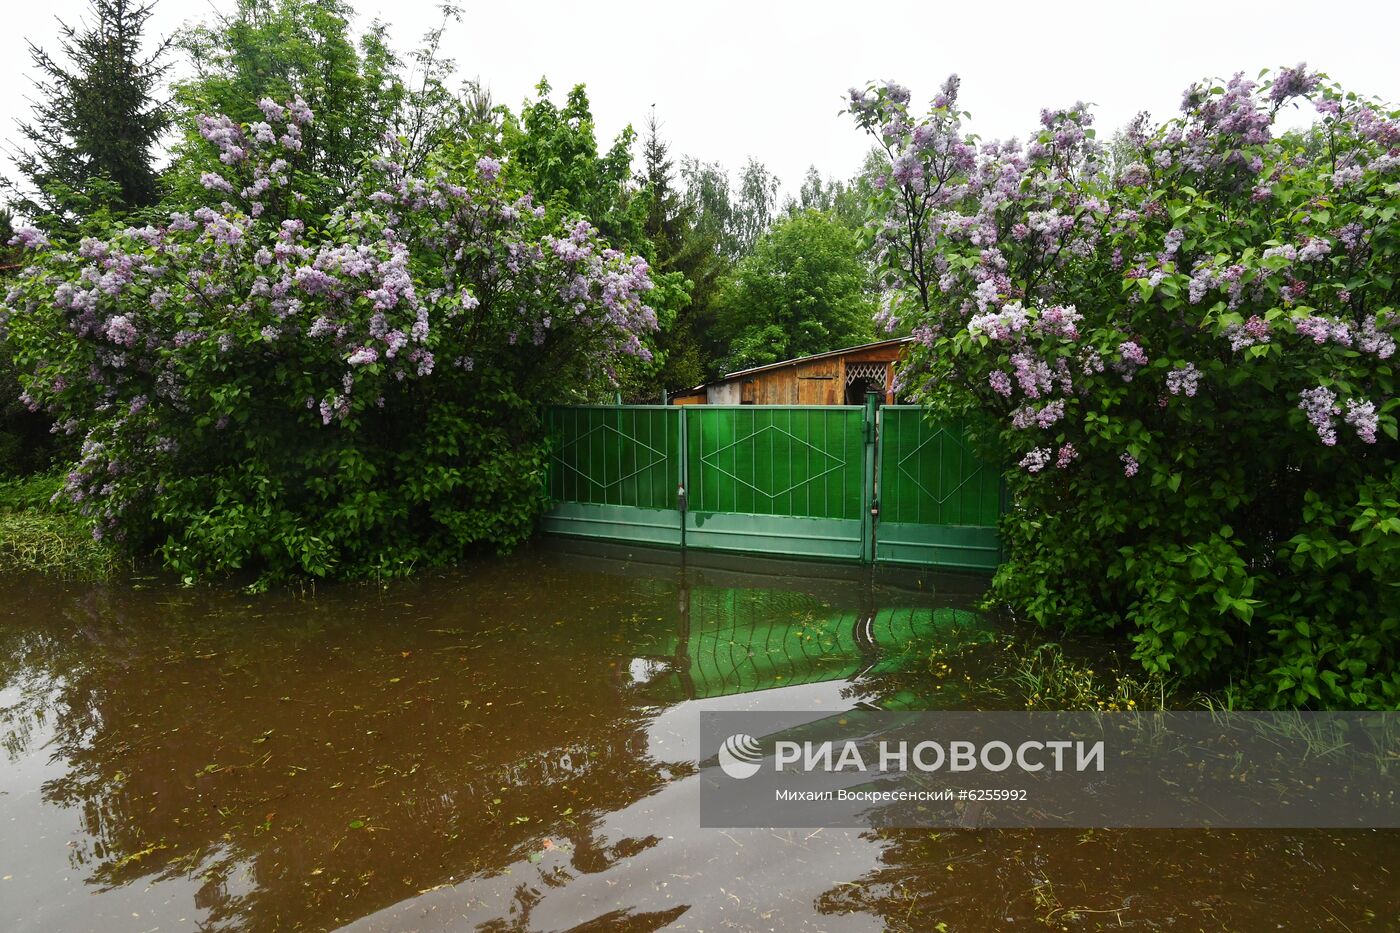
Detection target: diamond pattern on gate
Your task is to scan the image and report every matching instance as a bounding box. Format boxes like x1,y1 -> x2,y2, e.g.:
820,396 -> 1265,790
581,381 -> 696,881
554,420 -> 669,490
896,427 -> 983,505
699,423 -> 844,499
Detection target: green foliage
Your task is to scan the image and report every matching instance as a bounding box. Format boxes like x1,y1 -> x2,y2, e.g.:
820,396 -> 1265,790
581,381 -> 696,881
786,155 -> 885,235
4,0 -> 169,231
715,209 -> 875,371
640,113 -> 726,393
0,473 -> 119,579
171,0 -> 416,212
1,221 -> 66,475
489,81 -> 693,402
0,356 -> 63,476
504,79 -> 643,250
148,382 -> 554,586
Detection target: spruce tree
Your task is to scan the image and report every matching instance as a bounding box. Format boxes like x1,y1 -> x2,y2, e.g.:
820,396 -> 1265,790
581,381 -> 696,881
7,0 -> 170,228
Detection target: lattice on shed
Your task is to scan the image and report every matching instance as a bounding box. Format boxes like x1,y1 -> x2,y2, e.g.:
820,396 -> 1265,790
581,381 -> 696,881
845,362 -> 888,385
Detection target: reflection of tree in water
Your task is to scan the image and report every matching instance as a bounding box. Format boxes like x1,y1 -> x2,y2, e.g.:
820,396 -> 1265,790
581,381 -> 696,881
1,569 -> 690,931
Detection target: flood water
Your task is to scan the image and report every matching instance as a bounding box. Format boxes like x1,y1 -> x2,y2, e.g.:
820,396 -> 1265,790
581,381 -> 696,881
1,541 -> 1397,932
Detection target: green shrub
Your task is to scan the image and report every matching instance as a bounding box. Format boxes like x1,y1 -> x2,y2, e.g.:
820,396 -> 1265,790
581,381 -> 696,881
3,99 -> 657,587
851,68 -> 1400,707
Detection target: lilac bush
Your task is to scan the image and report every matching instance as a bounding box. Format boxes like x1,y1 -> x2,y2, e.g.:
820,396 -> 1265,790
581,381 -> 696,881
850,68 -> 1400,708
3,99 -> 655,584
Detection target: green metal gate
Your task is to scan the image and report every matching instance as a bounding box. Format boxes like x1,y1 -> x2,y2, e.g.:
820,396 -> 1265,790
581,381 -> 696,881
686,406 -> 868,560
874,406 -> 1002,572
542,406 -> 683,546
543,401 -> 1001,571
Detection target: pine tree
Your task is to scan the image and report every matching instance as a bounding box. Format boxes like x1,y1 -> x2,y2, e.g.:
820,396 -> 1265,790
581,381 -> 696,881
7,0 -> 170,228
640,112 -> 734,391
643,108 -> 684,264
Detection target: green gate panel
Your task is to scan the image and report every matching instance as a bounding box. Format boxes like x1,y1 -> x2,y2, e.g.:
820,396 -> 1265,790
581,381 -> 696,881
540,502 -> 682,547
546,406 -> 682,546
876,406 -> 1001,570
683,512 -> 863,560
685,406 -> 866,561
874,522 -> 1000,571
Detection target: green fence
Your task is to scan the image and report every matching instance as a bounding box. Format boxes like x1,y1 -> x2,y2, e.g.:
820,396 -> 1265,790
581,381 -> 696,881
542,406 -> 683,546
686,406 -> 867,560
543,402 -> 1001,571
875,406 -> 1002,572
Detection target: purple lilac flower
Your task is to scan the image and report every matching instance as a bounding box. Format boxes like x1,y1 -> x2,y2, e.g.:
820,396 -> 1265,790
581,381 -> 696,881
1162,228 -> 1184,257
1188,265 -> 1219,304
1269,63 -> 1320,103
1225,315 -> 1272,352
476,157 -> 502,181
105,315 -> 138,347
1035,304 -> 1082,340
1019,447 -> 1052,473
1332,165 -> 1363,188
287,96 -> 314,125
1358,313 -> 1397,359
1120,162 -> 1150,187
1337,223 -> 1365,252
1120,453 -> 1139,478
1055,443 -> 1077,469
988,370 -> 1012,397
1166,363 -> 1200,397
10,226 -> 50,249
1118,341 -> 1148,367
1298,237 -> 1332,262
1010,350 -> 1053,399
969,302 -> 1029,341
1344,399 -> 1378,444
1012,401 -> 1067,430
1298,386 -> 1339,445
348,346 -> 379,367
200,172 -> 234,194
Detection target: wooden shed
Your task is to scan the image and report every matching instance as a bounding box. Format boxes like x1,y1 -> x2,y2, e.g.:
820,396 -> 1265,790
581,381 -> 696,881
671,337 -> 911,406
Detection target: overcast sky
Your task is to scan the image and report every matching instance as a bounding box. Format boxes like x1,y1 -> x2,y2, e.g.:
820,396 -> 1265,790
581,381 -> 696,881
3,0 -> 1398,199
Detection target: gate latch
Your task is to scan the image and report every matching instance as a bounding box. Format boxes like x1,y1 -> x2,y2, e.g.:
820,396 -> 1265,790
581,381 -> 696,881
677,483 -> 688,513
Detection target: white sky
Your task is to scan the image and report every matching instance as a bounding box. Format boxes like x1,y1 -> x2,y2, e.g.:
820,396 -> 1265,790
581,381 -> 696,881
2,0 -> 1398,199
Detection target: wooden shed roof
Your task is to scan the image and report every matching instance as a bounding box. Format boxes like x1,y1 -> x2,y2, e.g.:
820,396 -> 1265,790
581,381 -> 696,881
718,336 -> 911,382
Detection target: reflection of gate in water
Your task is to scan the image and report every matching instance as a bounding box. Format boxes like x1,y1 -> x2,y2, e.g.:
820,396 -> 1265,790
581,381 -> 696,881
630,584 -> 979,703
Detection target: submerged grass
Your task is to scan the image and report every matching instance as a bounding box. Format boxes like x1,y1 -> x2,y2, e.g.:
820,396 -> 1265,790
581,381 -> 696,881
1005,642 -> 1175,712
0,472 -> 122,580
932,633 -> 1180,711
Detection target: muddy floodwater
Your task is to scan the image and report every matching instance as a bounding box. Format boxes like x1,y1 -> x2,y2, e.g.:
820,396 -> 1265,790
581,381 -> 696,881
1,541 -> 1397,931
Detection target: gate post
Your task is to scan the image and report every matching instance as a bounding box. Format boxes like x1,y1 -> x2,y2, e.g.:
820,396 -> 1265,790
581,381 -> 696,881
677,403 -> 689,552
861,391 -> 880,564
